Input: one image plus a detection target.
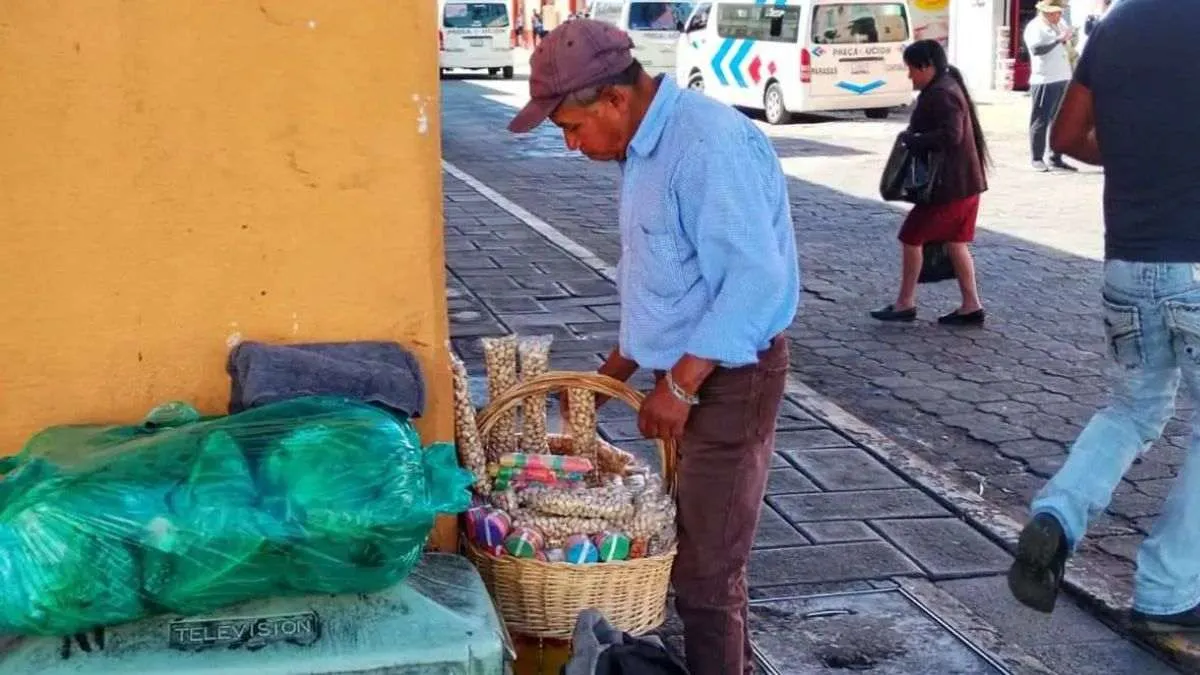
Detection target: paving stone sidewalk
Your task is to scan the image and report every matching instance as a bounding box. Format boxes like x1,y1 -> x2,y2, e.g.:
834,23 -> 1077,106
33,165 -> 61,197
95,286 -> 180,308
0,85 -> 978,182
436,77 -> 1197,612
442,170 -> 1179,673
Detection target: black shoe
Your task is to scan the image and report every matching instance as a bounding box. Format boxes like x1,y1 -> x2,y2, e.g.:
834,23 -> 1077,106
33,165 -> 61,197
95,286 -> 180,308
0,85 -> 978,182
1008,513 -> 1070,613
1131,604 -> 1200,634
870,305 -> 917,322
1050,158 -> 1078,172
938,309 -> 985,326
1032,161 -> 1050,173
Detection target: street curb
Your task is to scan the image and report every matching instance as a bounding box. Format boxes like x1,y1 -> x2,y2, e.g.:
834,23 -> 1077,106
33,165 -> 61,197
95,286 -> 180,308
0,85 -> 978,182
441,159 -> 1195,672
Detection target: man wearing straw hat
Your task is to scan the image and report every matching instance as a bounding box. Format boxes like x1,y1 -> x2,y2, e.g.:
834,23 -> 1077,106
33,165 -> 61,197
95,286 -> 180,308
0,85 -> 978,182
508,18 -> 800,675
1024,0 -> 1077,173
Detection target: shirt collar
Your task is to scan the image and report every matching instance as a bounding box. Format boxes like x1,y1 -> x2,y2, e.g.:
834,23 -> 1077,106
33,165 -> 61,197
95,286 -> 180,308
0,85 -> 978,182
628,75 -> 680,158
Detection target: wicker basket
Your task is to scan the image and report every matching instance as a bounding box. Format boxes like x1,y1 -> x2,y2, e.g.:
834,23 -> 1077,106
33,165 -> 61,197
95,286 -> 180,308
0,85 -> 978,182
465,371 -> 678,639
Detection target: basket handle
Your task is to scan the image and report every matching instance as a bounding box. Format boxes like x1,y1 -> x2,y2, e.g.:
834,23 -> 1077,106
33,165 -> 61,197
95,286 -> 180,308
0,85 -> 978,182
475,371 -> 678,494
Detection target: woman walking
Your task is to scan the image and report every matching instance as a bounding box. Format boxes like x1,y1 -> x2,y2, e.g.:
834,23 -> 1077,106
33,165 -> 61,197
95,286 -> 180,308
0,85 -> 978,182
871,39 -> 991,326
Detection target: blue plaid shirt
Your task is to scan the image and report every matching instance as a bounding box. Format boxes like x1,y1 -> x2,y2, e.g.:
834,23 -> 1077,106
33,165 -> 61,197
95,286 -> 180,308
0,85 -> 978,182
617,77 -> 800,371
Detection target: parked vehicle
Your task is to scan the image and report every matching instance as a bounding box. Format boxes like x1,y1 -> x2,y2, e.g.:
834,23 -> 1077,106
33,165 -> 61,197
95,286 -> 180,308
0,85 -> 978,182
675,0 -> 914,123
589,0 -> 697,77
438,0 -> 515,79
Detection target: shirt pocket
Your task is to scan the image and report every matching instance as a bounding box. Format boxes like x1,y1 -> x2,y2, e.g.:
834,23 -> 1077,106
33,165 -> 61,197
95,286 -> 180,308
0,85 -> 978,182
632,224 -> 695,299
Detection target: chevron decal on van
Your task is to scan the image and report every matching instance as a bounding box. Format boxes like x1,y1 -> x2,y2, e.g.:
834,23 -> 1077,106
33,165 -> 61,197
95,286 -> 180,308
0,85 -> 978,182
710,0 -> 788,89
836,79 -> 886,95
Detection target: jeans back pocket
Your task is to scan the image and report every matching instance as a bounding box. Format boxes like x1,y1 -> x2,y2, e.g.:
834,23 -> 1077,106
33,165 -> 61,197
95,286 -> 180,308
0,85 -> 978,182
1102,296 -> 1144,369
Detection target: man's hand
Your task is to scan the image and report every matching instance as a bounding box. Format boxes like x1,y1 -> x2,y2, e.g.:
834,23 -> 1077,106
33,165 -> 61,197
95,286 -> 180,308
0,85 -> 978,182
560,347 -> 639,423
639,377 -> 692,442
637,353 -> 716,442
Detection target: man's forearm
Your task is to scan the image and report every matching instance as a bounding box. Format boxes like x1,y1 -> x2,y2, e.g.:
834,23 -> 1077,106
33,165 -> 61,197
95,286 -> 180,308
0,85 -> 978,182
669,353 -> 717,397
1059,129 -> 1102,165
600,347 -> 639,381
594,347 -> 639,408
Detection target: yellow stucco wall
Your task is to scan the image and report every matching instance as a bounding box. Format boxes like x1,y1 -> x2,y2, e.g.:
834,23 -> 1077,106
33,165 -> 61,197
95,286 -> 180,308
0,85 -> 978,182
0,1 -> 454,542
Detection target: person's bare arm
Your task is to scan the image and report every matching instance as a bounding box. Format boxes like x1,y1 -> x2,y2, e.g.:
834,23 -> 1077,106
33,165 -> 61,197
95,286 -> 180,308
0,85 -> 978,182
1050,82 -> 1102,165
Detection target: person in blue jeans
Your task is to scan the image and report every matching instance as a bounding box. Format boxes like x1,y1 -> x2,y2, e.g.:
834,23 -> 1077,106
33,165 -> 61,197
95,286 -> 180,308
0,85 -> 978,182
1008,0 -> 1200,632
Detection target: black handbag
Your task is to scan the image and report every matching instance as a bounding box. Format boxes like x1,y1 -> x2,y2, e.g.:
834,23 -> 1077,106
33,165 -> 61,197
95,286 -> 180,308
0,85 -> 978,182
879,133 -> 944,205
918,242 -> 956,284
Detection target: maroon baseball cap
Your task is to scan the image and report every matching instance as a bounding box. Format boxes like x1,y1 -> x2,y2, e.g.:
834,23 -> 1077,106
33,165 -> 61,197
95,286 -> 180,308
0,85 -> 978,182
508,19 -> 636,133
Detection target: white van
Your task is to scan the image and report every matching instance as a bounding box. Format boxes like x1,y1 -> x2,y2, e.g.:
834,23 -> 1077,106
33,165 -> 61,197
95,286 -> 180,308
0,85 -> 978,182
589,1 -> 697,77
438,0 -> 515,79
675,0 -> 914,124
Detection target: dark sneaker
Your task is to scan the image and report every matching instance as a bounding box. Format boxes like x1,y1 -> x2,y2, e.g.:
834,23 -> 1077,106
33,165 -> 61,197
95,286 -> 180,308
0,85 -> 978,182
1131,604 -> 1200,634
1008,513 -> 1070,613
870,305 -> 917,322
1032,161 -> 1050,173
938,309 -> 985,326
1050,158 -> 1079,172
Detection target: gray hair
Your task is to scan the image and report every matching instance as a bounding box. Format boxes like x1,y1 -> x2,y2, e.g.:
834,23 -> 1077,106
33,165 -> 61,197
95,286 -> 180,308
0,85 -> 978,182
562,85 -> 605,108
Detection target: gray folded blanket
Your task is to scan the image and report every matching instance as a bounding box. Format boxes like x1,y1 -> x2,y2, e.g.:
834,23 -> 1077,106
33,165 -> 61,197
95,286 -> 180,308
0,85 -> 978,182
226,341 -> 425,417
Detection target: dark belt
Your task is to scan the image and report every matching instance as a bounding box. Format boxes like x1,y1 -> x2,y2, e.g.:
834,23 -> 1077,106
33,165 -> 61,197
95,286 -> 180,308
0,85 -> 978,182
652,334 -> 785,380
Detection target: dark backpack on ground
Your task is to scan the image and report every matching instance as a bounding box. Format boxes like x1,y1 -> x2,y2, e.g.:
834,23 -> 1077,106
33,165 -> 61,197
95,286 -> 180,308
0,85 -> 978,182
561,609 -> 689,675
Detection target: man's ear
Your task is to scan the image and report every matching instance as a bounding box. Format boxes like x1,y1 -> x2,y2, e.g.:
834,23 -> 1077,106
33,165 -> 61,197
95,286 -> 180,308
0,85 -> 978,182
602,85 -> 631,111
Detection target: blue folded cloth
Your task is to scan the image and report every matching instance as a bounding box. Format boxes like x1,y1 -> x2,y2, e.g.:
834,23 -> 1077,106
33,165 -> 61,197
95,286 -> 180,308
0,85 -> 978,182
227,341 -> 425,417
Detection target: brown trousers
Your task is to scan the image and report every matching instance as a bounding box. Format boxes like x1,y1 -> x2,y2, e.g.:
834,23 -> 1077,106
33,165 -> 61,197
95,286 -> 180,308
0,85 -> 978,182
664,337 -> 789,675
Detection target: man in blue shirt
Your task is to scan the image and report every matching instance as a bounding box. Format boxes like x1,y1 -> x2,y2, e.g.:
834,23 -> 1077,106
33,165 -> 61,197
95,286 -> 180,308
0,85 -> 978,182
509,19 -> 800,675
1008,0 -> 1200,633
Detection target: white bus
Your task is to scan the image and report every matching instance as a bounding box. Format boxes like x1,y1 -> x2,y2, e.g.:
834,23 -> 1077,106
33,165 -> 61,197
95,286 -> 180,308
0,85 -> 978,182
589,1 -> 697,77
675,0 -> 914,124
438,0 -> 515,79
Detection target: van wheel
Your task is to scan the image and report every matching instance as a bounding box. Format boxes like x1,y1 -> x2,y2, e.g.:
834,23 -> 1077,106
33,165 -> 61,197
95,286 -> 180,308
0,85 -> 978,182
488,68 -> 501,77
503,66 -> 514,80
866,108 -> 891,119
439,68 -> 447,80
687,71 -> 705,92
764,83 -> 792,125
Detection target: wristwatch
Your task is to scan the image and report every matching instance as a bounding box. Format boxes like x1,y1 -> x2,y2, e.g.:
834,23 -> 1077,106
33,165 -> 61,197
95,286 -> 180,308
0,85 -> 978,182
665,372 -> 700,406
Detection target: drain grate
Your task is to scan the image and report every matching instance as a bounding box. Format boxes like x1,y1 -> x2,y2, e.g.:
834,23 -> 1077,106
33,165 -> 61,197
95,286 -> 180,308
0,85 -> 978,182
750,588 -> 1011,674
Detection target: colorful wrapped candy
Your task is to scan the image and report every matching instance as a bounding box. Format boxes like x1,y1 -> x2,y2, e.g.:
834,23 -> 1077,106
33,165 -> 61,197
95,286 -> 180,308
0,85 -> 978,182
475,509 -> 512,549
593,531 -> 631,562
629,537 -> 649,560
564,534 -> 599,565
464,505 -> 489,544
503,526 -> 544,559
497,453 -> 594,474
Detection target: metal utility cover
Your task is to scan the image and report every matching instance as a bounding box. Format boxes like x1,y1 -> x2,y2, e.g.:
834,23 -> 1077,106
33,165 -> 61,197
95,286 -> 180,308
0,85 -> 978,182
750,588 -> 1010,674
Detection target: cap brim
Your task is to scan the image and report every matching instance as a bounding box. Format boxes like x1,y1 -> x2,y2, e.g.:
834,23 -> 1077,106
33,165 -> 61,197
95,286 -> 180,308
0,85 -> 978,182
508,96 -> 564,133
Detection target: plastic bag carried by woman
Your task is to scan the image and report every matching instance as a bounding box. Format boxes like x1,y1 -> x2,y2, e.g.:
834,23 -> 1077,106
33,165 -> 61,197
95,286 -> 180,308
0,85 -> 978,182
0,396 -> 473,636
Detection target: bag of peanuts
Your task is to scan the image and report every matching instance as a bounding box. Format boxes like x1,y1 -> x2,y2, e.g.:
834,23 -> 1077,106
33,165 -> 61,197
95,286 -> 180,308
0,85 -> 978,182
454,333 -> 678,561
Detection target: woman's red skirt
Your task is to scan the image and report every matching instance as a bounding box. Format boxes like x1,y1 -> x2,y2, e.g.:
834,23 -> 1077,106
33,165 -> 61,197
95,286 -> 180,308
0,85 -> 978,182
898,194 -> 980,246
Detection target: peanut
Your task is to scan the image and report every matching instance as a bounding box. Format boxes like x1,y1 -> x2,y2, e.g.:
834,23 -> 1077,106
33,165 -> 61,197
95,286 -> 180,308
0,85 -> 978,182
482,335 -> 520,459
518,335 -> 553,453
521,485 -> 635,522
449,350 -> 489,494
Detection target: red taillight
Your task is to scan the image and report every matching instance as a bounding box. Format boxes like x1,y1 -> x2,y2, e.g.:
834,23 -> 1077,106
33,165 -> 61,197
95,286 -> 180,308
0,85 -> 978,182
800,48 -> 811,83
438,29 -> 445,51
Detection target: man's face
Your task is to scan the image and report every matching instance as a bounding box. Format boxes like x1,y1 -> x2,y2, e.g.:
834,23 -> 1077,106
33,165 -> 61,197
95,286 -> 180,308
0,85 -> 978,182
1044,10 -> 1062,24
550,88 -> 634,162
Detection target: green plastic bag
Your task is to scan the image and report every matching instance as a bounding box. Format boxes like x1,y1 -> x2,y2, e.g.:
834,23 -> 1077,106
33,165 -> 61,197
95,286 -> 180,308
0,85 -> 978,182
0,396 -> 473,636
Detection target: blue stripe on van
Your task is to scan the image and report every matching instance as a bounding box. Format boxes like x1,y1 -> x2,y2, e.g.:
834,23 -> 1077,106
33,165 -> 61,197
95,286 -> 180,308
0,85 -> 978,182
711,37 -> 734,86
729,39 -> 754,87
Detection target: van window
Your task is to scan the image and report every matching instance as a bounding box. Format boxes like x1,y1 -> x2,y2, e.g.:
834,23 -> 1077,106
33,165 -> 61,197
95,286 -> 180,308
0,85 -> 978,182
684,3 -> 712,33
591,0 -> 625,26
716,4 -> 803,43
443,2 -> 510,29
811,3 -> 909,44
628,2 -> 695,31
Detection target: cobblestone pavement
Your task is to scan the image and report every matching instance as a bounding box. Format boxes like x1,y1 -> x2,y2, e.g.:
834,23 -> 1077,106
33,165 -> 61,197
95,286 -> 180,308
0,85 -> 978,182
437,75 -> 1197,607
442,170 -> 1179,673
